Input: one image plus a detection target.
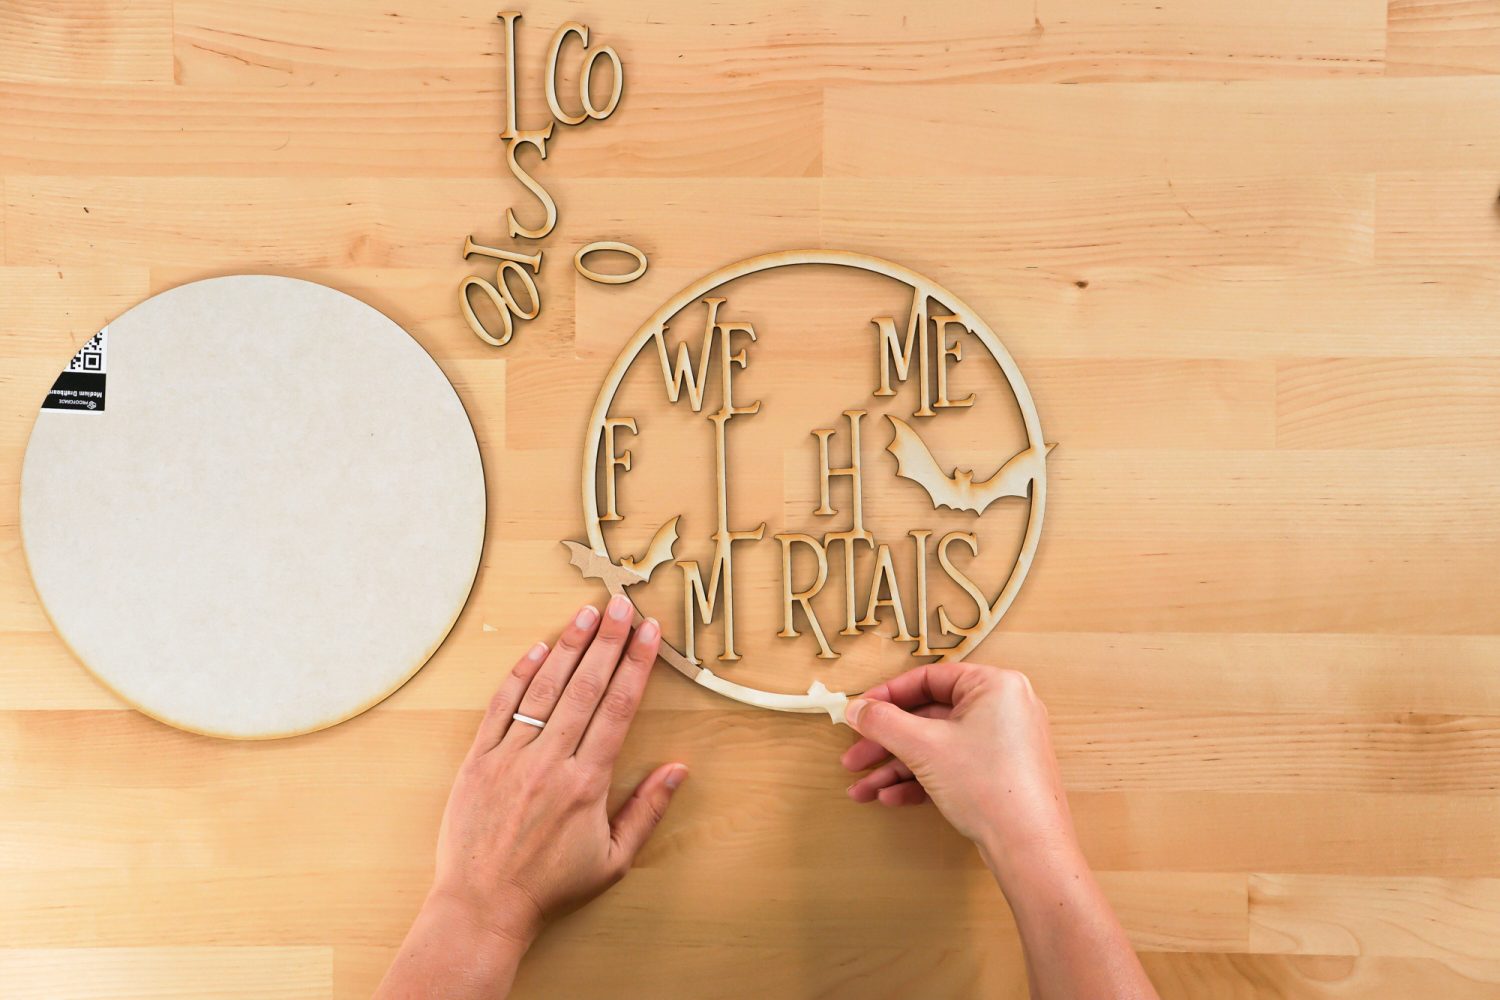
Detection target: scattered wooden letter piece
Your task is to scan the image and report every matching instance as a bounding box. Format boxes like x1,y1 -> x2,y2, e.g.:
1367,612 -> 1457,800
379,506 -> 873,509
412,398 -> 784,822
575,241 -> 648,285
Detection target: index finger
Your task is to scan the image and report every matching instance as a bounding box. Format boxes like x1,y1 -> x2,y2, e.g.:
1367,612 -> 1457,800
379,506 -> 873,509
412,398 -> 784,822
575,617 -> 661,766
859,661 -> 977,710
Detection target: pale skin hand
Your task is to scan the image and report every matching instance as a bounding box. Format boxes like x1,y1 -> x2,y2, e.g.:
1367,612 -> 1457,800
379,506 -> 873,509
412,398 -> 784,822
842,662 -> 1160,1000
376,595 -> 687,1000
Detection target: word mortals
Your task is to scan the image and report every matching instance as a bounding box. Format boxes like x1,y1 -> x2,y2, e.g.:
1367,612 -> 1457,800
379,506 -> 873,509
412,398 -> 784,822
460,12 -> 626,347
583,295 -> 1047,665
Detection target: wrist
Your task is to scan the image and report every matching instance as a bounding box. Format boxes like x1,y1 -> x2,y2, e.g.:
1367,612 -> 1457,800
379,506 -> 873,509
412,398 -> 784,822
423,884 -> 543,954
976,826 -> 1088,897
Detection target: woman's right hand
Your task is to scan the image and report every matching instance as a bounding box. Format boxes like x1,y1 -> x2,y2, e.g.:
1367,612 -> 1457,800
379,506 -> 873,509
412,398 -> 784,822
841,662 -> 1079,876
843,662 -> 1162,1000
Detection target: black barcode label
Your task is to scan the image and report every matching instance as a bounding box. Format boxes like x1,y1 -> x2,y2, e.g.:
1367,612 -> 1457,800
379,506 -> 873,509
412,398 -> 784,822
42,327 -> 108,412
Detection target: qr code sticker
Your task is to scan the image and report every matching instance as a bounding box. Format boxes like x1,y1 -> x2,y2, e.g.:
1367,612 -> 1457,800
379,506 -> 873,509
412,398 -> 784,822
66,328 -> 108,373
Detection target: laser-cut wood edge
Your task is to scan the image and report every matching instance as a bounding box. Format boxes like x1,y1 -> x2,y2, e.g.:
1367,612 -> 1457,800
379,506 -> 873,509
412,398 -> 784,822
575,240 -> 649,285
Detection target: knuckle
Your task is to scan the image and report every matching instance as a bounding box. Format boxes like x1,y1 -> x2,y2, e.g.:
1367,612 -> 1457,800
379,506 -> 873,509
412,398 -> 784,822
594,627 -> 627,649
599,689 -> 637,723
569,767 -> 600,800
485,685 -> 512,717
581,763 -> 610,794
524,676 -> 560,705
555,631 -> 587,656
566,673 -> 605,704
994,668 -> 1029,692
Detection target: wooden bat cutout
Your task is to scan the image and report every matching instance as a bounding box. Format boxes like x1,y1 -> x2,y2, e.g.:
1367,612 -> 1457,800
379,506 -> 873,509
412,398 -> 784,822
619,515 -> 680,577
885,415 -> 1054,515
562,515 -> 681,589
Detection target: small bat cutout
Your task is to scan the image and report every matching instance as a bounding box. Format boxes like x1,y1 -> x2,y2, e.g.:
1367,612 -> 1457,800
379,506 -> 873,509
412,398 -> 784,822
562,515 -> 681,590
885,415 -> 1054,515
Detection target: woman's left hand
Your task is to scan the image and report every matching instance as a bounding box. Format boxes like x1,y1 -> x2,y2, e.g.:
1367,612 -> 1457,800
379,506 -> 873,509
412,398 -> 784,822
377,594 -> 687,1000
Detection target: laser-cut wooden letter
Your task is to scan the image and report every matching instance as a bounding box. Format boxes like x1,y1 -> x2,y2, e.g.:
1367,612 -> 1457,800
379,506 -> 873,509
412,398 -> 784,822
775,532 -> 835,659
600,416 -> 636,522
545,22 -> 590,126
654,298 -> 722,411
812,409 -> 873,637
574,241 -> 648,285
459,238 -> 543,347
936,531 -> 989,639
813,409 -> 866,530
934,314 -> 976,410
858,542 -> 917,641
908,528 -> 937,656
580,45 -> 623,120
497,12 -> 525,140
505,127 -> 558,240
873,287 -> 934,417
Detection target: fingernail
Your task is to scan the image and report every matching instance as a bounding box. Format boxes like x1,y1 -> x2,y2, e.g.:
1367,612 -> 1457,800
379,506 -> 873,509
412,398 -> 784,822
665,764 -> 689,790
846,698 -> 867,725
527,642 -> 548,663
575,605 -> 599,628
607,594 -> 632,621
638,617 -> 660,642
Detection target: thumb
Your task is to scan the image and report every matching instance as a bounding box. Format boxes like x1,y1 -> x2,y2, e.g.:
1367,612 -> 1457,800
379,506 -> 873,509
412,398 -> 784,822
845,698 -> 936,764
610,762 -> 688,864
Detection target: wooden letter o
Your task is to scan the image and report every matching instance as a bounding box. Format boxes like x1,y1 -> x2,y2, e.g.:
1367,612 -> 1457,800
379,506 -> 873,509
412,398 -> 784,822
580,45 -> 623,121
574,241 -> 648,285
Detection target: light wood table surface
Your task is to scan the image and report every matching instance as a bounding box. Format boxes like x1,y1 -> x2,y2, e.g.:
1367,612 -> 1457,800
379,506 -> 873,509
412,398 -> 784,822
5,2 -> 1500,997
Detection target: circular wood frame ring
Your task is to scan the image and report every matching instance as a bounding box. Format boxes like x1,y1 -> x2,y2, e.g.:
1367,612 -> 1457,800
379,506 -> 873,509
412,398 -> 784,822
574,241 -> 648,285
575,249 -> 1050,719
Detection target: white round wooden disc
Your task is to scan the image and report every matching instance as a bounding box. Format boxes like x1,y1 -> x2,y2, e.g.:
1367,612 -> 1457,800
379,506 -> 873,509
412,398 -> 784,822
20,276 -> 486,739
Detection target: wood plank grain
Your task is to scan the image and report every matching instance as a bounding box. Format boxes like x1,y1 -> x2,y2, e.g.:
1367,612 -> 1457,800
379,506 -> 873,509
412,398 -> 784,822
170,0 -> 1383,90
1250,874 -> 1500,960
0,869 -> 428,947
0,81 -> 822,179
986,633 -> 1500,716
827,79 -> 1500,177
1140,952 -> 1500,999
1388,0 -> 1500,76
1277,358 -> 1500,448
0,863 -> 1243,953
0,947 -> 332,1000
1015,536 -> 1500,634
1070,791 -> 1500,876
3,176 -> 821,268
0,1 -> 173,84
1375,171 -> 1500,261
822,177 -> 1375,268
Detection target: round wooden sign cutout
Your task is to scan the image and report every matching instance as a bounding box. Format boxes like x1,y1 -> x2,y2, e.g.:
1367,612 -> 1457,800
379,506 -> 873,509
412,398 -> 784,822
21,275 -> 486,739
572,250 -> 1049,723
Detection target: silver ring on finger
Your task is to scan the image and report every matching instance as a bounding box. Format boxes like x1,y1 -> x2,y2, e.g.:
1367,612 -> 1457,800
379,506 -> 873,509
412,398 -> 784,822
511,712 -> 547,730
